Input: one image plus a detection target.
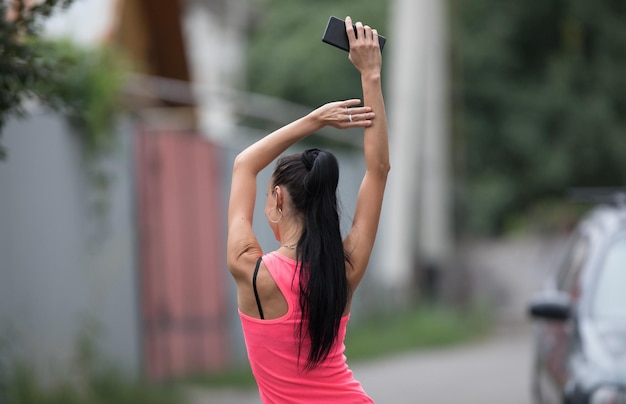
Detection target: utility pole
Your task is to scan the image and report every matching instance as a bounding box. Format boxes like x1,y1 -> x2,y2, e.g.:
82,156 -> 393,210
419,0 -> 452,267
378,0 -> 451,303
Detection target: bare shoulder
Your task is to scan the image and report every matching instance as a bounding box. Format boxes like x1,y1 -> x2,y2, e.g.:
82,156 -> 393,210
228,247 -> 263,283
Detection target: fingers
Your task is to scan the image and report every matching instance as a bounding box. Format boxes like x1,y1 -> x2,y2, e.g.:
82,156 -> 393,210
340,99 -> 363,108
345,106 -> 373,115
343,107 -> 375,127
346,113 -> 375,127
345,16 -> 356,42
363,25 -> 372,41
336,99 -> 372,115
344,115 -> 374,127
355,21 -> 364,41
345,16 -> 378,45
323,99 -> 374,128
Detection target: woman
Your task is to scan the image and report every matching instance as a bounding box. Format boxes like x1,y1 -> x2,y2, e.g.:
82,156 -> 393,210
227,16 -> 389,403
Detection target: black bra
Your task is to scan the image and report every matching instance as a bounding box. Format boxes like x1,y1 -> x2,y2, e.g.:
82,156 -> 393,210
252,258 -> 264,319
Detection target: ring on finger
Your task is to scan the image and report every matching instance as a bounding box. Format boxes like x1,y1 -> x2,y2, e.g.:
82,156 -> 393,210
348,114 -> 353,122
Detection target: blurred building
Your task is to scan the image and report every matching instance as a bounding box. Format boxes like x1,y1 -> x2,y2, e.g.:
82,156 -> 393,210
0,0 -> 260,382
108,0 -> 255,142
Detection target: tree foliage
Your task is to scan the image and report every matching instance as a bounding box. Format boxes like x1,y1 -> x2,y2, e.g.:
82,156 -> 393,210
34,40 -> 126,160
0,0 -> 77,158
1,0 -> 127,218
0,0 -> 125,163
451,0 -> 626,234
246,0 -> 388,109
248,0 -> 626,236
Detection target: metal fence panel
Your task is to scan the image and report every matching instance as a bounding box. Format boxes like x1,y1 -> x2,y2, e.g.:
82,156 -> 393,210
135,131 -> 227,380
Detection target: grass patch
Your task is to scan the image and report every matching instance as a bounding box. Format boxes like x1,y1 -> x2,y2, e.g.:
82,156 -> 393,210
1,363 -> 181,404
345,302 -> 492,362
185,365 -> 257,390
0,325 -> 182,404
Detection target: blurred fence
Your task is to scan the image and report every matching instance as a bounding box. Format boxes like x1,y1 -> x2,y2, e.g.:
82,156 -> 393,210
0,111 -> 233,383
0,112 -> 141,381
135,130 -> 228,380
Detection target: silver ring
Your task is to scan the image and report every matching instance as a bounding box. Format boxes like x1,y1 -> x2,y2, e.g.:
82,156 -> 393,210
348,114 -> 353,122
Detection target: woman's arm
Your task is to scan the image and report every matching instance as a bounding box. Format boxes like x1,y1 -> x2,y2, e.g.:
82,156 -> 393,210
227,99 -> 374,280
343,16 -> 391,289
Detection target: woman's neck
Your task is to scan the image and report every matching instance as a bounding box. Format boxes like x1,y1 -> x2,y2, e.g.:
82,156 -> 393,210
277,217 -> 303,251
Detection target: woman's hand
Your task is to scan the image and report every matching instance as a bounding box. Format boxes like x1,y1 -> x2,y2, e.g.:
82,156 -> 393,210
345,16 -> 382,78
310,99 -> 375,129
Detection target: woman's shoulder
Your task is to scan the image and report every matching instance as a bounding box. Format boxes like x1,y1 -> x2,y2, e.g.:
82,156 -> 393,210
263,250 -> 298,267
227,249 -> 261,279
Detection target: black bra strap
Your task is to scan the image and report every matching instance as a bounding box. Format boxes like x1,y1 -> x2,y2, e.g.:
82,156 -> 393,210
252,258 -> 264,320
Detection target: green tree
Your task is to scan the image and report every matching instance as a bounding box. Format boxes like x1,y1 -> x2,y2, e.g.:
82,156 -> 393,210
247,0 -> 626,235
1,0 -> 125,166
451,0 -> 626,235
246,0 -> 388,109
0,0 -> 76,158
1,1 -> 127,219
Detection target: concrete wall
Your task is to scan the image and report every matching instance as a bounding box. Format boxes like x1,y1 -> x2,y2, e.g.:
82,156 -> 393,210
0,111 -> 140,380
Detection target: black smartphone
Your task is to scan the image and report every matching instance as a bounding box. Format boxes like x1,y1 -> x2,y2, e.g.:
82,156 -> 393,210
321,16 -> 386,52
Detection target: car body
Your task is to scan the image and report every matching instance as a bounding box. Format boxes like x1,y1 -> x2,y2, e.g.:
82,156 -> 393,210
528,195 -> 626,404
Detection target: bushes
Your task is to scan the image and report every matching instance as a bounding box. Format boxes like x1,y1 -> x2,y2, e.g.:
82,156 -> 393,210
0,333 -> 180,404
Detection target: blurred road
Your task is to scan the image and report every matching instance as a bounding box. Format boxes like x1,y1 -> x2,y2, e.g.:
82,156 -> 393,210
188,324 -> 533,404
354,325 -> 533,404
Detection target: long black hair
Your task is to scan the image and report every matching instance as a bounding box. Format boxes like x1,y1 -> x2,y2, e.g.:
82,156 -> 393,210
271,148 -> 349,370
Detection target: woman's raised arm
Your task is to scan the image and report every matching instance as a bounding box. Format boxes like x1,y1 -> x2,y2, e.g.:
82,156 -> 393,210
342,16 -> 390,289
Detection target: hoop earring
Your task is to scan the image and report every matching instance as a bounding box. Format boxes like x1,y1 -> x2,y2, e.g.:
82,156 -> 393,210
268,207 -> 282,224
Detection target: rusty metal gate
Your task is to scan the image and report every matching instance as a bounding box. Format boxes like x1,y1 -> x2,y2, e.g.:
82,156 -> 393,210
135,130 -> 228,380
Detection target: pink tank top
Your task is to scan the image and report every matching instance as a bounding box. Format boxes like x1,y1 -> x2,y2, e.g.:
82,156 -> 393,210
239,251 -> 373,403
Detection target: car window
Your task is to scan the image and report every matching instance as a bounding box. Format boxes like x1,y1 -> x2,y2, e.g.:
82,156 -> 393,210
556,234 -> 590,299
592,233 -> 626,319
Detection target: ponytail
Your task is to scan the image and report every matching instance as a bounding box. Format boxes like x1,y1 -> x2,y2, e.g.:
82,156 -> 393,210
297,149 -> 348,369
272,148 -> 349,370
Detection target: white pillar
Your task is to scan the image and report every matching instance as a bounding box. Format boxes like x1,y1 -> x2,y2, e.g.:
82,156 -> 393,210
378,0 -> 451,297
379,0 -> 428,293
419,0 -> 451,263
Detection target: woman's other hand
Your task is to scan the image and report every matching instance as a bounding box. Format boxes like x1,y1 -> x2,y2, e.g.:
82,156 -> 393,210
310,99 -> 375,129
345,16 -> 382,78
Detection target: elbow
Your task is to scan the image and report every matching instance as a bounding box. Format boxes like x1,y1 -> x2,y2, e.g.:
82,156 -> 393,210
233,150 -> 261,176
377,160 -> 391,178
226,246 -> 244,277
232,153 -> 252,178
232,153 -> 245,172
382,161 -> 391,174
368,161 -> 390,181
226,254 -> 238,275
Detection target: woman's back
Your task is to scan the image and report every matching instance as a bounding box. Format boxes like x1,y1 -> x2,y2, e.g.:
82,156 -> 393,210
239,252 -> 373,403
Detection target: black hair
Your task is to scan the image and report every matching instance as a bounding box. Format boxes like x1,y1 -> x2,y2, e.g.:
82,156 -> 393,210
271,148 -> 350,370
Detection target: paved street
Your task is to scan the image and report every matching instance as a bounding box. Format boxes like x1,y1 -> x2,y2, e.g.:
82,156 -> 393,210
189,324 -> 534,404
354,325 -> 533,404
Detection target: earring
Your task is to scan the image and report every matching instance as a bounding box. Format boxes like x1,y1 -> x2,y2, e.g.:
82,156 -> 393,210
268,207 -> 282,224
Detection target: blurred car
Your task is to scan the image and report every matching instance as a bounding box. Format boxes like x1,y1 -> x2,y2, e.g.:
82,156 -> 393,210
528,193 -> 626,404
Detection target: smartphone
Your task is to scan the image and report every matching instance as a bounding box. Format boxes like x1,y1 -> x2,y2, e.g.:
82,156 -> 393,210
322,16 -> 386,52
